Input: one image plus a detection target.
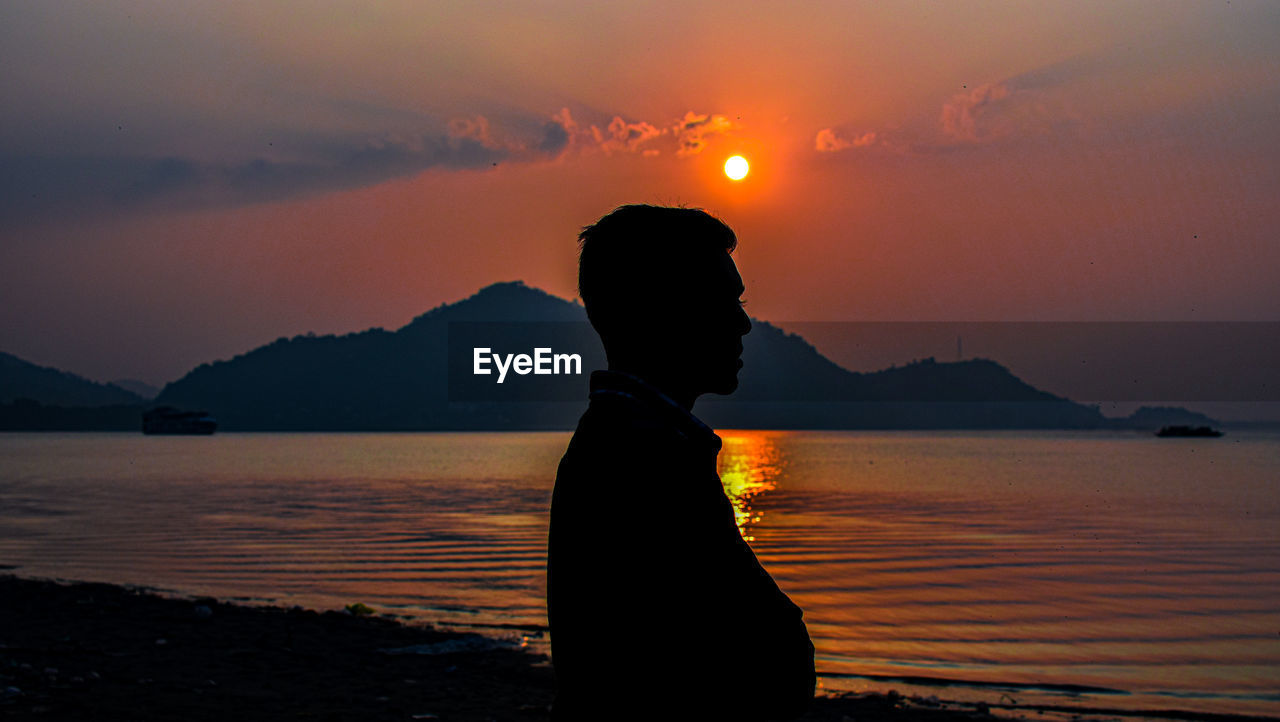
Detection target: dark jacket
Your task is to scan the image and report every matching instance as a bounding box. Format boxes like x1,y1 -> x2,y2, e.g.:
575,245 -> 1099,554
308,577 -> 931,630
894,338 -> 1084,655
547,370 -> 815,720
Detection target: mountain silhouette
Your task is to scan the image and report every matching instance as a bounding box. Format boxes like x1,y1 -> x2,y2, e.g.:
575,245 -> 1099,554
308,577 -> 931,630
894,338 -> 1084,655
1,282 -> 1222,431
151,280 -> 1109,431
154,282 -> 592,430
0,352 -> 147,430
0,351 -> 144,406
110,379 -> 161,400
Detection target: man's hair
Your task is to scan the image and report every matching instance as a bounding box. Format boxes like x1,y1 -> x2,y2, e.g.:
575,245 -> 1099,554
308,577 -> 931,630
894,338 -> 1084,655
578,204 -> 737,341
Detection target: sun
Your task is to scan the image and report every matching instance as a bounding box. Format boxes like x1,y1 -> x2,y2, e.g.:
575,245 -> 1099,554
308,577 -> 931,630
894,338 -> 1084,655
724,155 -> 749,181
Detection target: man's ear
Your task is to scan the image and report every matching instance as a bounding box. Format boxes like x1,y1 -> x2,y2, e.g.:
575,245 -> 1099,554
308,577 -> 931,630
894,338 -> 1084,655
604,317 -> 671,364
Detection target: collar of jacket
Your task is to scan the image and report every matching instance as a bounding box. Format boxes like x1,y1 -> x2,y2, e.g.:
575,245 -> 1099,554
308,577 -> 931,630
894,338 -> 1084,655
588,369 -> 723,454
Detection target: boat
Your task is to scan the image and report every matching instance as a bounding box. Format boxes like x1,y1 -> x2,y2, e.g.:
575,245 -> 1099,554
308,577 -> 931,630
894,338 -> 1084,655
1155,425 -> 1223,438
142,406 -> 218,435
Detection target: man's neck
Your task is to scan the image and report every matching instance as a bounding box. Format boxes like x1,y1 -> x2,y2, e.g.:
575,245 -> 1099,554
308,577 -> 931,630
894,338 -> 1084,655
605,364 -> 698,412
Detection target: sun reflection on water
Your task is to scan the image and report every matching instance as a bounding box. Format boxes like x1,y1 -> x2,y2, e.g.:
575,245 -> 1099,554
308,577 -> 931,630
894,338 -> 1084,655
717,432 -> 786,541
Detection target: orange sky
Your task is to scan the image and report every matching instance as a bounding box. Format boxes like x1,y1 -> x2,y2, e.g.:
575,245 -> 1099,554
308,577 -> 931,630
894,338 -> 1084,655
1,1 -> 1278,384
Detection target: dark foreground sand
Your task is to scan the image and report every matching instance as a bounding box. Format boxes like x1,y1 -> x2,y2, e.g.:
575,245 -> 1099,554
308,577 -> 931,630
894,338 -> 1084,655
0,575 -> 1266,722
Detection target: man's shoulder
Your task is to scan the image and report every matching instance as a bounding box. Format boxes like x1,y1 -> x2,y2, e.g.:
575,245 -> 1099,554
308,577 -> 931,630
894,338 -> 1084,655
567,393 -> 683,451
555,396 -> 692,492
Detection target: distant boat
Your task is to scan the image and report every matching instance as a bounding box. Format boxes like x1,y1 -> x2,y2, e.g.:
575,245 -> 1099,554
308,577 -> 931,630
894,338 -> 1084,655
142,406 -> 217,435
1156,425 -> 1223,438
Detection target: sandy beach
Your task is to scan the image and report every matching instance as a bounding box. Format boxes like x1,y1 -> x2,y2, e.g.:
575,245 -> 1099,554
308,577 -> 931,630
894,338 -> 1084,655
0,574 -> 1008,721
2,574 -> 1275,722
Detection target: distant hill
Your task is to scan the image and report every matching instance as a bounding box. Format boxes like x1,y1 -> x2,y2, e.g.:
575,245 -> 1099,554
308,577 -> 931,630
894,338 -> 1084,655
154,280 -> 1125,431
1119,406 -> 1220,430
4,281 -> 1222,431
0,352 -> 144,407
111,379 -> 161,400
155,282 -> 592,430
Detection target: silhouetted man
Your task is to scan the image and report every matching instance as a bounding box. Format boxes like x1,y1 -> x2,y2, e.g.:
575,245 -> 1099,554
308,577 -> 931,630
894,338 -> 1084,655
547,205 -> 815,720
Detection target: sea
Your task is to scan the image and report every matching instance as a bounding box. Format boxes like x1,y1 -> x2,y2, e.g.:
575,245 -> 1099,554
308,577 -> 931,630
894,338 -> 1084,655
1,430 -> 1277,719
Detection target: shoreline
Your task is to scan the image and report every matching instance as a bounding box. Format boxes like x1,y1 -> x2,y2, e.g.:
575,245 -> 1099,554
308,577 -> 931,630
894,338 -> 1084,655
0,574 -> 1274,721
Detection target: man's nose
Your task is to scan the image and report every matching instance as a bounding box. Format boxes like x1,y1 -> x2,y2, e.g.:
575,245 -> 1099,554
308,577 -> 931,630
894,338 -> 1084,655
737,306 -> 752,336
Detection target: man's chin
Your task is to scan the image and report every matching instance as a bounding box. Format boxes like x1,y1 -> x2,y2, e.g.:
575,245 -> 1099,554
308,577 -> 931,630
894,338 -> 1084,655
706,371 -> 741,396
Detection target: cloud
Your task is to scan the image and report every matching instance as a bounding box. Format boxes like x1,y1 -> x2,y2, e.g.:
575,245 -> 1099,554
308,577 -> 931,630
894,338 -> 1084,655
540,108 -> 581,155
1,104 -> 742,226
814,128 -> 877,152
938,82 -> 1016,142
592,116 -> 664,154
936,54 -> 1120,144
551,107 -> 579,134
539,119 -> 571,154
0,133 -> 506,226
546,107 -> 737,158
937,73 -> 1096,147
447,115 -> 502,149
817,56 -> 1099,157
674,112 -> 739,157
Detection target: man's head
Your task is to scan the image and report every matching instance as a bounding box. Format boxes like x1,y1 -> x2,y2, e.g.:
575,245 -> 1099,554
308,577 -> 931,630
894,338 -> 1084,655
578,204 -> 751,404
